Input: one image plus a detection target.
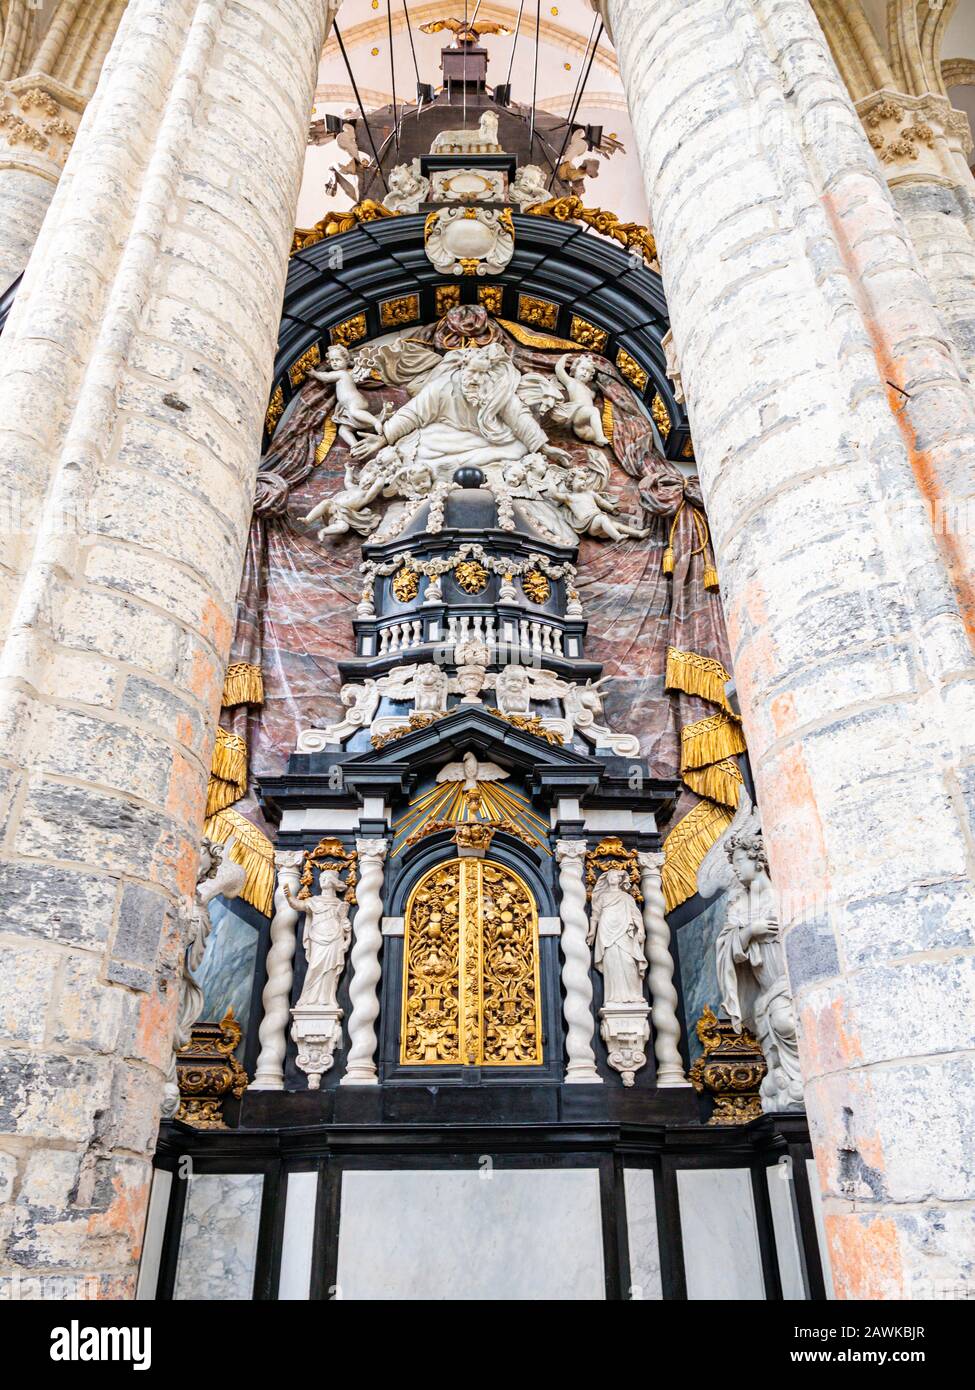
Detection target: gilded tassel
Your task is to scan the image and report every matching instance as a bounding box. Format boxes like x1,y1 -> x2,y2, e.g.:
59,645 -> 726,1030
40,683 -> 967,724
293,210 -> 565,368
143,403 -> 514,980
221,661 -> 264,709
703,561 -> 719,592
662,799 -> 735,912
683,758 -> 744,810
207,727 -> 248,817
204,808 -> 276,917
665,646 -> 735,714
680,711 -> 747,772
662,545 -> 675,576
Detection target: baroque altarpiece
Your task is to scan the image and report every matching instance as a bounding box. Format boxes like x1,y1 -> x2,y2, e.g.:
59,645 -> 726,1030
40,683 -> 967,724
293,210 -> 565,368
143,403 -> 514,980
143,48 -> 830,1302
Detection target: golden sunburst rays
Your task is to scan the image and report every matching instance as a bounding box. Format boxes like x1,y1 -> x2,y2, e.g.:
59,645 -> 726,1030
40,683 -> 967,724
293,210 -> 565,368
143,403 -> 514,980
392,778 -> 549,855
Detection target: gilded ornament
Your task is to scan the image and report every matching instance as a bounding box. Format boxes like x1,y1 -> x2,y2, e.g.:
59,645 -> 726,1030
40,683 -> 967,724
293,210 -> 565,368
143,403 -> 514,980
486,709 -> 564,745
478,284 -> 503,315
380,294 -> 420,328
616,348 -> 649,392
288,342 -> 321,388
526,196 -> 658,268
521,569 -> 551,603
518,294 -> 559,331
264,384 -> 284,437
454,559 -> 489,594
570,316 -> 609,352
689,1005 -> 768,1125
299,837 -> 358,904
330,313 -> 367,348
585,836 -> 642,903
175,1008 -> 248,1129
291,199 -> 399,253
651,392 -> 671,440
436,284 -> 462,315
371,712 -> 444,748
401,858 -> 542,1067
392,566 -> 420,602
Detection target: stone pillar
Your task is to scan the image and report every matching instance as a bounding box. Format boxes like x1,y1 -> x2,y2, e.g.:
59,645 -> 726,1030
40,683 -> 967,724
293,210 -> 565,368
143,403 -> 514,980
603,0 -> 975,1298
251,851 -> 304,1090
637,851 -> 688,1087
0,0 -> 334,1300
0,3 -> 129,295
555,839 -> 601,1084
340,838 -> 388,1085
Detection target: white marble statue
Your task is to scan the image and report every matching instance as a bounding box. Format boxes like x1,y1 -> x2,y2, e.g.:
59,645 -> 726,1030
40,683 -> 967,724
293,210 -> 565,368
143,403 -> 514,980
308,344 -> 391,450
350,342 -> 570,483
548,456 -> 649,542
696,790 -> 803,1112
299,459 -> 389,538
430,109 -> 501,154
383,159 -> 430,213
435,749 -> 509,792
286,871 -> 352,1011
495,662 -> 532,716
509,162 -> 549,210
550,354 -> 610,447
588,868 -> 648,1005
414,662 -> 449,713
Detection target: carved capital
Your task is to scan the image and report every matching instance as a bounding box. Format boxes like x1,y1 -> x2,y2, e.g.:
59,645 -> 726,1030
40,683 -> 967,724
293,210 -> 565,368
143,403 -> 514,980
355,837 -> 388,864
555,838 -> 588,866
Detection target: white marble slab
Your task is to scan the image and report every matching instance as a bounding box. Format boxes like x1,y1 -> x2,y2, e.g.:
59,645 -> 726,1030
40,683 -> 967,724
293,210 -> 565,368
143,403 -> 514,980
173,1172 -> 263,1301
135,1168 -> 172,1301
623,1167 -> 662,1299
677,1167 -> 765,1300
336,1167 -> 605,1300
766,1162 -> 807,1299
278,1170 -> 318,1300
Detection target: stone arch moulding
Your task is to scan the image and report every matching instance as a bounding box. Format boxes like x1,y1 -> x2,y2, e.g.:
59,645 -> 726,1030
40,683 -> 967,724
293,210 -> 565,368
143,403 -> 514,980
270,211 -> 689,461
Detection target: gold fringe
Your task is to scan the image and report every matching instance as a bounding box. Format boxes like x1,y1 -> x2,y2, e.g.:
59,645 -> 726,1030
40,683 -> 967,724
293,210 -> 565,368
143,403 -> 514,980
221,662 -> 264,709
315,417 -> 337,465
207,727 -> 248,817
203,808 -> 275,918
601,398 -> 614,442
680,711 -> 747,772
498,318 -> 580,351
662,799 -> 735,912
683,758 -> 744,810
666,646 -> 735,714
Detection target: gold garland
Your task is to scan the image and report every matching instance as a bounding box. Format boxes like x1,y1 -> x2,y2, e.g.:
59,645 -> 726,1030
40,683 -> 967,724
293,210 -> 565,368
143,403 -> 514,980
665,647 -> 735,714
292,199 -> 399,253
680,711 -> 747,773
203,808 -> 275,917
662,799 -> 735,913
683,758 -> 744,811
221,662 -> 264,709
526,196 -> 658,267
206,727 -> 248,817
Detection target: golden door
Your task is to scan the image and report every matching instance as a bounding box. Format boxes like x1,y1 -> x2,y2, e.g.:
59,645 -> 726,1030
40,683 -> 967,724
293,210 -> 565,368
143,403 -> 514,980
400,857 -> 543,1066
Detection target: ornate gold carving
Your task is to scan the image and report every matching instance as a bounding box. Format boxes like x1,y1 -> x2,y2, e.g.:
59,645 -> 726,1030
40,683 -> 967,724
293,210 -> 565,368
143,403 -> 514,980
498,319 -> 579,351
436,284 -> 462,315
651,392 -> 671,440
585,836 -> 642,902
454,559 -> 489,593
478,284 -> 503,315
175,1008 -> 248,1129
288,342 -> 321,388
681,437 -> 695,460
300,837 -> 357,904
0,111 -> 48,150
521,568 -> 551,603
20,88 -> 60,117
689,1005 -> 767,1125
292,199 -> 399,253
330,314 -> 367,348
392,566 -> 420,602
486,709 -> 564,745
315,417 -> 338,464
371,712 -> 444,748
264,385 -> 284,437
616,348 -> 649,392
570,316 -> 609,352
518,294 -> 559,331
394,775 -> 547,853
401,858 -> 542,1067
453,822 -> 497,853
380,294 -> 420,328
526,196 -> 658,267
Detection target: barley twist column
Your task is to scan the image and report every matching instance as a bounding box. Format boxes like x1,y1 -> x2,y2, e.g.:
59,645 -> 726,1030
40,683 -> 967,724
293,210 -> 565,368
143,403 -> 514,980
341,838 -> 388,1085
250,851 -> 304,1089
555,838 -> 601,1084
637,851 -> 689,1087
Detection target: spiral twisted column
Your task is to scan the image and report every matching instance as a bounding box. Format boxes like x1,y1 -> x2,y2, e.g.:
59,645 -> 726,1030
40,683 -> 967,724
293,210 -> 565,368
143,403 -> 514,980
638,851 -> 689,1087
555,839 -> 601,1084
250,852 -> 304,1089
341,838 -> 389,1085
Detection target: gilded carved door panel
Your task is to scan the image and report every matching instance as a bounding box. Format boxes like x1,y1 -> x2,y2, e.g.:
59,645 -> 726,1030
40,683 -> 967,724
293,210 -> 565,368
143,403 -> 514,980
401,857 -> 542,1066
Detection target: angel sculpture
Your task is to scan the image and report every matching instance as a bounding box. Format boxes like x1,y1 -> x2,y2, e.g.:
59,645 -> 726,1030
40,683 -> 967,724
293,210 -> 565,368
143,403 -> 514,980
555,127 -> 624,199
308,343 -> 391,451
547,451 -> 649,542
435,750 -> 509,793
419,16 -> 513,44
307,115 -> 371,202
509,163 -> 549,211
299,458 -> 388,539
549,354 -> 610,446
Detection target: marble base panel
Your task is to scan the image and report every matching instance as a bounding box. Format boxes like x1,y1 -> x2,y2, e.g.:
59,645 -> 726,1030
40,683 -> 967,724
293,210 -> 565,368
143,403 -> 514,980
677,1167 -> 765,1300
173,1173 -> 264,1301
622,1167 -> 663,1299
335,1168 -> 605,1299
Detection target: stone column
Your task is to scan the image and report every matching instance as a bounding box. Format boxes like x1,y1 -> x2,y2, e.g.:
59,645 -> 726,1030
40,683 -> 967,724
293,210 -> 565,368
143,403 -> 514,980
555,839 -> 601,1084
0,0 -> 335,1300
0,3 -> 129,294
251,851 -> 304,1090
602,0 -> 975,1299
637,852 -> 688,1087
340,838 -> 388,1085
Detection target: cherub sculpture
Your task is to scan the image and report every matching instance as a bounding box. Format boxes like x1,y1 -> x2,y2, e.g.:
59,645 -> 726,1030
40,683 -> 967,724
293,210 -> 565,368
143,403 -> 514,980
299,458 -> 388,538
308,343 -> 391,450
548,459 -> 648,542
383,159 -> 430,213
509,163 -> 549,211
550,354 -> 609,446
